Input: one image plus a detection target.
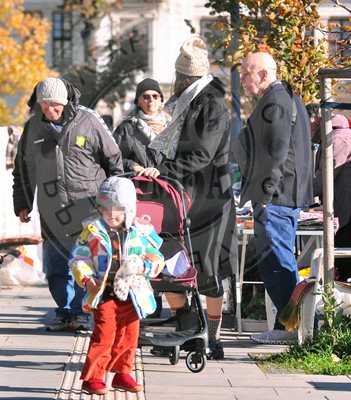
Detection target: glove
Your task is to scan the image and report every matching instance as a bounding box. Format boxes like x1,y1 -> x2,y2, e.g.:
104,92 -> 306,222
113,276 -> 130,301
113,273 -> 144,301
122,254 -> 144,276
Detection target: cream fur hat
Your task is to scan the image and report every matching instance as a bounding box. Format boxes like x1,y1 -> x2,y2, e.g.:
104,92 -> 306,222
175,35 -> 210,77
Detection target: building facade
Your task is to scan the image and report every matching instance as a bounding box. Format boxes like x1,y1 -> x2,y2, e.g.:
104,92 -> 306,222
23,2 -> 212,88
23,0 -> 351,120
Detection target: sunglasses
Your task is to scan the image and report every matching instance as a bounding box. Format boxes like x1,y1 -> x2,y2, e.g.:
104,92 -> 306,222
142,93 -> 160,101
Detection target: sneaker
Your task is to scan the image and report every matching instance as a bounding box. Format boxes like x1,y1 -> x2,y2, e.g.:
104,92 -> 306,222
251,329 -> 298,345
207,339 -> 224,360
82,378 -> 108,395
69,315 -> 92,332
111,373 -> 143,393
46,315 -> 68,332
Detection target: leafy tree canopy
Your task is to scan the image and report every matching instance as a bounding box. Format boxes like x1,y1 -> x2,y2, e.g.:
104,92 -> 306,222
0,0 -> 56,125
205,0 -> 351,103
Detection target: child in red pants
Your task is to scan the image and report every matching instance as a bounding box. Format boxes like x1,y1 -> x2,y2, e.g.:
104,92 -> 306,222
69,176 -> 164,395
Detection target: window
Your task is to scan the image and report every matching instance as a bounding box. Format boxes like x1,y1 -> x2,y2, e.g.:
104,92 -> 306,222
52,11 -> 73,69
329,18 -> 351,61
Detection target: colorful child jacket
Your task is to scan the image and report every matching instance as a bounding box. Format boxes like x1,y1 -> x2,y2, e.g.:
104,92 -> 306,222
68,216 -> 164,318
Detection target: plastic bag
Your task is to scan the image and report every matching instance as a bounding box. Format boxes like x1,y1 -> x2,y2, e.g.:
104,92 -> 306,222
0,248 -> 45,286
163,250 -> 191,278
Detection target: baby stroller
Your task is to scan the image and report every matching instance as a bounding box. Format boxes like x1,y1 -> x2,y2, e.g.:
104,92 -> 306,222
130,175 -> 208,373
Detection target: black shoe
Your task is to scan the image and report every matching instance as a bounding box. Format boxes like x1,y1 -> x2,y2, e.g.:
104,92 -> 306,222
150,346 -> 170,357
46,315 -> 69,332
68,315 -> 92,333
207,339 -> 224,360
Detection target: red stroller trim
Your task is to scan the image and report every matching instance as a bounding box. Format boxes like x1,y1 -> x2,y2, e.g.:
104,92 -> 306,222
131,176 -> 191,236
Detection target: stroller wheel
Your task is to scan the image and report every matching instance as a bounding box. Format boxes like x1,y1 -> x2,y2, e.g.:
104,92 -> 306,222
169,345 -> 180,365
185,351 -> 206,373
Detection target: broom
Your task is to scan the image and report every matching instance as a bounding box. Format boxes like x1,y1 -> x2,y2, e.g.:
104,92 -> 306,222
0,235 -> 43,250
279,278 -> 316,332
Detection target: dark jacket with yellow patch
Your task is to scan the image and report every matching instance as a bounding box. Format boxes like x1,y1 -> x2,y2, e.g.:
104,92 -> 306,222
13,78 -> 123,240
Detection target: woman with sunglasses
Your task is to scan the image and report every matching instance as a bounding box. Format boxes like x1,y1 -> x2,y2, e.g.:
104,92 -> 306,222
113,78 -> 169,318
113,78 -> 170,174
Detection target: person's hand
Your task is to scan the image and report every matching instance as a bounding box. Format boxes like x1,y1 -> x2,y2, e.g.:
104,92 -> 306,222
148,122 -> 164,134
132,164 -> 146,174
85,277 -> 102,292
18,209 -> 31,223
140,167 -> 160,178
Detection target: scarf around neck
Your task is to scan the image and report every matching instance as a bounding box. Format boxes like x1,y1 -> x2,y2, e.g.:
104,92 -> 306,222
136,109 -> 169,140
148,74 -> 213,160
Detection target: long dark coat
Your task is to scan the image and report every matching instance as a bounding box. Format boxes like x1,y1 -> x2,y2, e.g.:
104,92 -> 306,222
234,81 -> 313,208
157,78 -> 238,278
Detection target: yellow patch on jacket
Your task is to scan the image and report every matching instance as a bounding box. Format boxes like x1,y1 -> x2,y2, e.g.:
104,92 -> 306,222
76,135 -> 87,147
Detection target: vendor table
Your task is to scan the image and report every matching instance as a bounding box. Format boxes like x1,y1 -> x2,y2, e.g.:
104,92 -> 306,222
235,227 -> 323,334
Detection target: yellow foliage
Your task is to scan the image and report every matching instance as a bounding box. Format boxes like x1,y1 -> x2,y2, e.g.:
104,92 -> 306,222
0,0 -> 56,126
205,0 -> 343,101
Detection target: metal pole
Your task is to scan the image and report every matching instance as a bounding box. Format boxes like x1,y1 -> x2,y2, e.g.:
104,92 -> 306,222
229,4 -> 242,333
319,76 -> 334,292
230,3 -> 242,142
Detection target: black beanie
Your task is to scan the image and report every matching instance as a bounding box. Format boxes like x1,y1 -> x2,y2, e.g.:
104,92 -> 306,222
134,78 -> 163,103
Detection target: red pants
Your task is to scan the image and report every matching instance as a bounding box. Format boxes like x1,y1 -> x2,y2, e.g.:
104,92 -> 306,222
81,297 -> 139,380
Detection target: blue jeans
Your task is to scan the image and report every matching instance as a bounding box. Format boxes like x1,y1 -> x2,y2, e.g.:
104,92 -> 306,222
43,238 -> 85,317
253,204 -> 300,330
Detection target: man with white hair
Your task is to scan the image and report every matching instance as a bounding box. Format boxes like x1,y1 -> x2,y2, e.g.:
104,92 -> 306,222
234,52 -> 313,344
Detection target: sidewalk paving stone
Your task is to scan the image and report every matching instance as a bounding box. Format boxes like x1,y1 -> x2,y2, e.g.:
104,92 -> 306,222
1,285 -> 351,400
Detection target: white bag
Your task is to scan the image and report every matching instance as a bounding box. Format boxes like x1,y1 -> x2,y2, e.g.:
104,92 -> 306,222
0,248 -> 45,286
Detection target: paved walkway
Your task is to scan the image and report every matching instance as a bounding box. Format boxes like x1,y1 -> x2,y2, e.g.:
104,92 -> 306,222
0,285 -> 350,400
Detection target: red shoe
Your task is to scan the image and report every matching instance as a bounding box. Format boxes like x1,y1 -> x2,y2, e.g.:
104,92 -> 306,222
82,378 -> 108,395
112,373 -> 144,392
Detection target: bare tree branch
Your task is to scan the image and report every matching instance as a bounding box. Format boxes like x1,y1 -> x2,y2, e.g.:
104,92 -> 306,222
331,0 -> 351,14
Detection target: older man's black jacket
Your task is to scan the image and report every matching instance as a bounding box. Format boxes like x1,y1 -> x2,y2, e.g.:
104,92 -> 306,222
234,81 -> 313,208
